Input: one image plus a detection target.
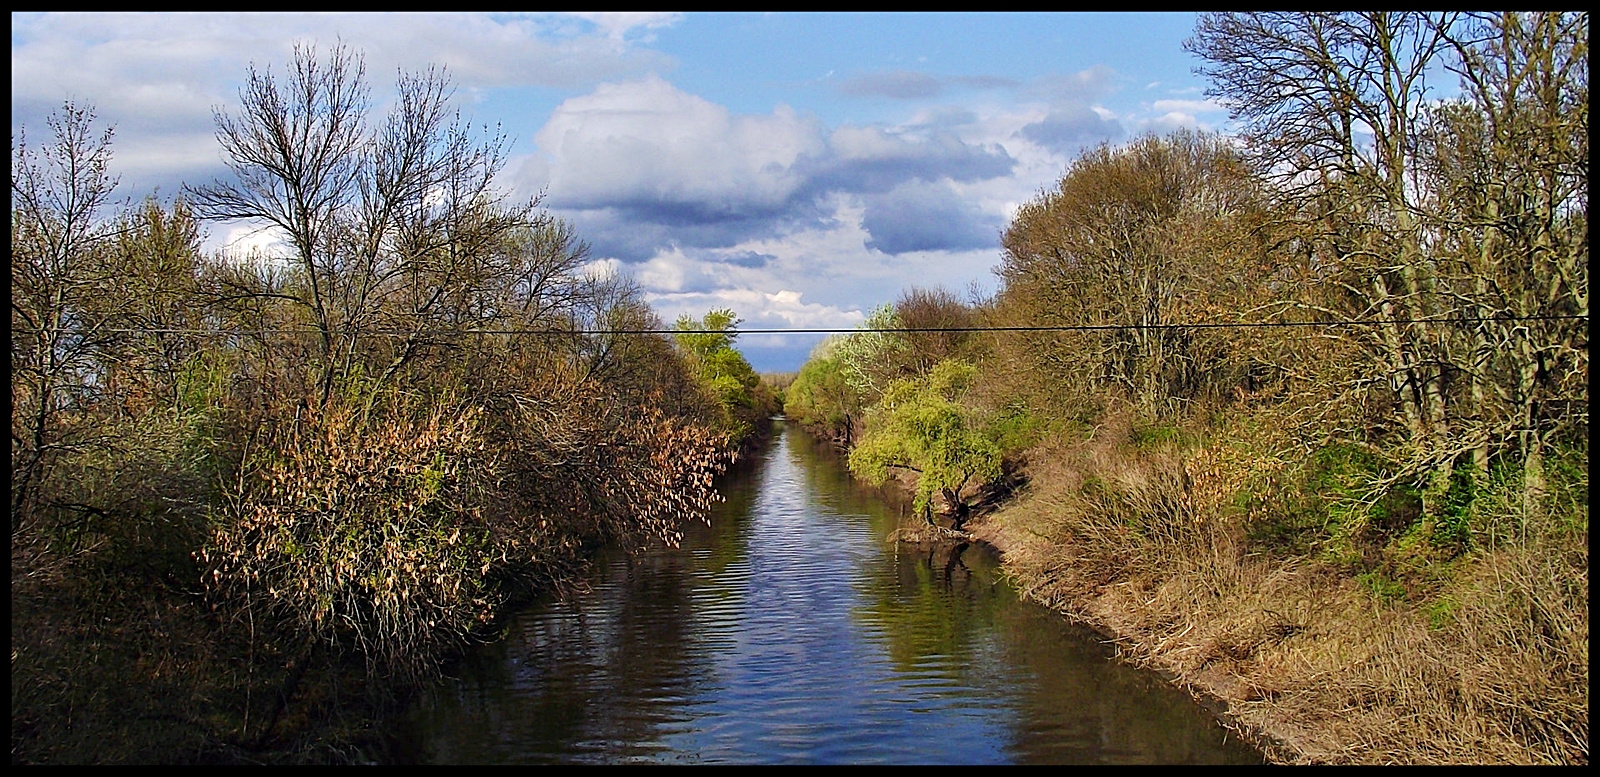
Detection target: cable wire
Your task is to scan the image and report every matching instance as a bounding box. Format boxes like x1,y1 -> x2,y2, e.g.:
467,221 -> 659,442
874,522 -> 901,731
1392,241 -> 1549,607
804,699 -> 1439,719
10,314 -> 1587,337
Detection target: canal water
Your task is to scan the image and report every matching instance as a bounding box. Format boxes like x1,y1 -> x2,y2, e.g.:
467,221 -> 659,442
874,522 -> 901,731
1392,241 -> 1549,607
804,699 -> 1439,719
393,421 -> 1264,764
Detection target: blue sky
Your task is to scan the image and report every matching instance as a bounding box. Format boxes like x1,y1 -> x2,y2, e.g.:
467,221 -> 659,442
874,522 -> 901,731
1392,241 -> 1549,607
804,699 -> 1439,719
11,12 -> 1231,371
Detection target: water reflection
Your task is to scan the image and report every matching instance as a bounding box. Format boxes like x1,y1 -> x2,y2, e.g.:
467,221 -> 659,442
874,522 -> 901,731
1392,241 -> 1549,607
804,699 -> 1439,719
395,423 -> 1263,764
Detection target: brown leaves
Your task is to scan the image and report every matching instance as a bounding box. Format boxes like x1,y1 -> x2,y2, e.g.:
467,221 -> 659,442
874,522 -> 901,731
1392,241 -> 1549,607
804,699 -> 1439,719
200,388 -> 505,681
199,362 -> 741,683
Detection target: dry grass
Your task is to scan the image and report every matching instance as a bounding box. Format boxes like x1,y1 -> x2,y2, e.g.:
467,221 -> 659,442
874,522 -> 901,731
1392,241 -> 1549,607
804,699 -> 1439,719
975,413 -> 1589,765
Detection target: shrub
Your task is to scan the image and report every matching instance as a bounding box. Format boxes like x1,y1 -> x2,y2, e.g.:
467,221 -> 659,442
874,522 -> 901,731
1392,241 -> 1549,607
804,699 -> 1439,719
199,387 -> 503,682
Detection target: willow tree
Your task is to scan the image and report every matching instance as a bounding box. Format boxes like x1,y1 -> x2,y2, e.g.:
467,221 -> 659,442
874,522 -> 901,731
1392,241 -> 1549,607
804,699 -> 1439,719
849,359 -> 1002,529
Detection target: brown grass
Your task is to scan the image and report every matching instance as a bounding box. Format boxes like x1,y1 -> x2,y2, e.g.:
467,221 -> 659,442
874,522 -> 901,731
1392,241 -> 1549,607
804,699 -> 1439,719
972,411 -> 1589,765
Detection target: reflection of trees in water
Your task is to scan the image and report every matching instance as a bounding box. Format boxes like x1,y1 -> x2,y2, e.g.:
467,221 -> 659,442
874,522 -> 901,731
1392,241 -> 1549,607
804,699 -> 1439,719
683,425 -> 768,576
852,535 -> 1002,682
786,424 -> 915,537
405,423 -> 1263,764
409,535 -> 722,762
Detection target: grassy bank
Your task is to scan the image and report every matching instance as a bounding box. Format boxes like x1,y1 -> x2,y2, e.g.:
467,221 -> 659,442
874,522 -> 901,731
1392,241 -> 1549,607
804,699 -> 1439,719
955,406 -> 1588,765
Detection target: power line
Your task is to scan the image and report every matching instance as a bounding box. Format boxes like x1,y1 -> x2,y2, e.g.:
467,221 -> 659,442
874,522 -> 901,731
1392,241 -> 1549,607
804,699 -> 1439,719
10,314 -> 1587,337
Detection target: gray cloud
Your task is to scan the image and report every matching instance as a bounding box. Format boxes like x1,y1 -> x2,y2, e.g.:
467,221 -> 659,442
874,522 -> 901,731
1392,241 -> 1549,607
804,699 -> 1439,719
834,70 -> 1019,100
803,125 -> 1015,194
527,77 -> 1016,261
950,74 -> 1019,91
908,106 -> 980,129
836,70 -> 943,99
860,181 -> 1001,255
1019,104 -> 1124,153
719,251 -> 777,269
1029,65 -> 1119,102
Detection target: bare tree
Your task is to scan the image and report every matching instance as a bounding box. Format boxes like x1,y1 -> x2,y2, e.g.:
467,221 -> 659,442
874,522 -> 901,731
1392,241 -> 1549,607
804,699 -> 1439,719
1188,10 -> 1587,526
997,130 -> 1271,418
10,102 -> 123,529
1189,12 -> 1470,518
1424,12 -> 1588,505
185,41 -> 546,404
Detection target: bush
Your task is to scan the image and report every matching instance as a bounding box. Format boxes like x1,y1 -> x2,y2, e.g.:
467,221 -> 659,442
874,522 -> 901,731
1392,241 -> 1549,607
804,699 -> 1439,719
199,387 -> 503,682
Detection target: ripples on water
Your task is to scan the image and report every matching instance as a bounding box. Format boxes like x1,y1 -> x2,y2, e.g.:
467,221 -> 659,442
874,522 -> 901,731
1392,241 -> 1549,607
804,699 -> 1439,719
396,424 -> 1264,765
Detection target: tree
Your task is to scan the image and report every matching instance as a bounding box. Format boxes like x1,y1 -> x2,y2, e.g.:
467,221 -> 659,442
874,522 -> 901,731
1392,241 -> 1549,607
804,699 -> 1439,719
848,360 -> 1002,529
1187,12 -> 1588,525
674,308 -> 770,445
1187,14 -> 1460,470
184,43 -> 746,683
186,41 -> 540,405
11,102 -> 123,529
997,130 -> 1275,419
98,199 -> 208,413
784,336 -> 863,447
833,303 -> 912,402
895,286 -> 976,376
1421,12 -> 1588,507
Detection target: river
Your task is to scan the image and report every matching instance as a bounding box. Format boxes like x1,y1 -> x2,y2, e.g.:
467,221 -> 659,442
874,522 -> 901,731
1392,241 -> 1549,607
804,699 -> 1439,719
391,421 -> 1264,764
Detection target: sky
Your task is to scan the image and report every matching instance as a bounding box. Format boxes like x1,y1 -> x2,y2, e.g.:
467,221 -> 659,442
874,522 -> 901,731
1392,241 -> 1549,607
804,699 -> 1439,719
11,12 -> 1233,372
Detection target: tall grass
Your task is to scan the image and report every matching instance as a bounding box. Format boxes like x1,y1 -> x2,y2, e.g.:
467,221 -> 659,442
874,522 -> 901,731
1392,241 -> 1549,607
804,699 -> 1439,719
988,405 -> 1588,764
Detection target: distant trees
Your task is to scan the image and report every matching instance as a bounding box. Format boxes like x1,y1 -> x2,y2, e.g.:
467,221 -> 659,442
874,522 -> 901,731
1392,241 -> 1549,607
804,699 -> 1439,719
783,336 -> 863,447
783,287 -> 1011,525
787,287 -> 983,455
673,308 -> 778,447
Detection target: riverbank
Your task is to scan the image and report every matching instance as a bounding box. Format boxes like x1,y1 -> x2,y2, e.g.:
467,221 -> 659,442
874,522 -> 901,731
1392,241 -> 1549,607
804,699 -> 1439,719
888,432 -> 1587,766
11,419 -> 765,766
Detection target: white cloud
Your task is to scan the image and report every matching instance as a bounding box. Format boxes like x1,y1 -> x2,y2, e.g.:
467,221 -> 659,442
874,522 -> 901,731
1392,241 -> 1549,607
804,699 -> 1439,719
525,76 -> 1019,263
1150,98 -> 1224,115
561,12 -> 684,42
11,12 -> 677,198
532,75 -> 824,214
215,221 -> 291,261
646,288 -> 864,335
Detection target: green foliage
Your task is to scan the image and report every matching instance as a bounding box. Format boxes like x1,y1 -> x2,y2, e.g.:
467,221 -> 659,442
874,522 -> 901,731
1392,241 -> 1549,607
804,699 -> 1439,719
1430,459 -> 1480,553
783,336 -> 864,443
1241,442 -> 1426,565
833,304 -> 911,401
1424,596 -> 1460,631
986,401 -> 1044,456
1129,423 -> 1191,450
674,308 -> 773,445
1356,570 -> 1407,606
848,360 -> 1003,518
1459,440 -> 1590,548
1539,442 -> 1590,536
673,308 -> 741,360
